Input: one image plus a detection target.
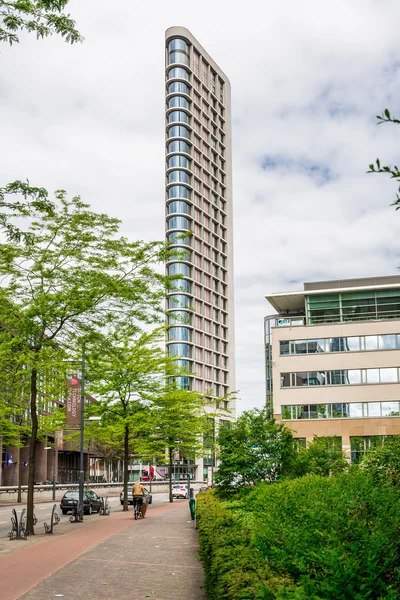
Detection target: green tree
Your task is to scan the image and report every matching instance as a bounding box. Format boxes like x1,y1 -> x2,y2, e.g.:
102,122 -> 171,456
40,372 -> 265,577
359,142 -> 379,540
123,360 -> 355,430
368,109 -> 400,209
215,409 -> 297,494
0,0 -> 82,45
85,328 -> 175,512
148,384 -> 211,502
0,182 -> 170,533
360,435 -> 400,487
304,435 -> 348,477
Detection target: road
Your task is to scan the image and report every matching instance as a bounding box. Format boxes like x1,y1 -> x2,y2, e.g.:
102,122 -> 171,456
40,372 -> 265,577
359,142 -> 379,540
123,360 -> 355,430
0,492 -> 171,539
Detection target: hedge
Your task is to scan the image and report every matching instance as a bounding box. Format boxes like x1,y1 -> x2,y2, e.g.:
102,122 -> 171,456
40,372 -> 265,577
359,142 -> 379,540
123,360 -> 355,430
196,472 -> 400,599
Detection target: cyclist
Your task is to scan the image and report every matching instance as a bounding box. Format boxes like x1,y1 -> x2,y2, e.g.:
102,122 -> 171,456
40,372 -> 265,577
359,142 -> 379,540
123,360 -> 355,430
132,479 -> 146,516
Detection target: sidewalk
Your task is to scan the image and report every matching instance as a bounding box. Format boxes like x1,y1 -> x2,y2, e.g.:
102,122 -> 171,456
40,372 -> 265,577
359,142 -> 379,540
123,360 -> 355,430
0,502 -> 206,600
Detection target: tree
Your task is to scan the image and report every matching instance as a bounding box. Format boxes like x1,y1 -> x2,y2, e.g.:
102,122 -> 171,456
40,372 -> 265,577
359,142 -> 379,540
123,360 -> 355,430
85,328 -> 175,512
0,0 -> 82,45
147,384 -> 211,503
368,109 -> 400,209
0,182 -> 171,533
214,409 -> 297,495
303,435 -> 348,477
360,435 -> 400,487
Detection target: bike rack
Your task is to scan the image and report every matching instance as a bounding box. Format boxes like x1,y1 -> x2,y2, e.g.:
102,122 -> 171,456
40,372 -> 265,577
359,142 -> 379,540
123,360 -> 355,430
44,503 -> 60,534
99,497 -> 111,516
69,500 -> 83,523
8,508 -> 19,540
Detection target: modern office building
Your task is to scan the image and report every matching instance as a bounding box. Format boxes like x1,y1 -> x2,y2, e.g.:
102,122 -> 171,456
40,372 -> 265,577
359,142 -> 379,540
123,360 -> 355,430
165,27 -> 235,480
265,275 -> 400,462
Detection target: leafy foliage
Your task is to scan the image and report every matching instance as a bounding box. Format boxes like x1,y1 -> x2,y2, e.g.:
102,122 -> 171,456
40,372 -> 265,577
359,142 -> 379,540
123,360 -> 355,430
0,0 -> 82,45
360,435 -> 400,487
197,472 -> 400,599
214,409 -> 299,494
300,435 -> 348,477
368,108 -> 400,209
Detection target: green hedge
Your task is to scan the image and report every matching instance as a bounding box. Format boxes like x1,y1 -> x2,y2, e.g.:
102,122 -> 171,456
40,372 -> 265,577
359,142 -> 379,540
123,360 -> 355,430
196,472 -> 400,599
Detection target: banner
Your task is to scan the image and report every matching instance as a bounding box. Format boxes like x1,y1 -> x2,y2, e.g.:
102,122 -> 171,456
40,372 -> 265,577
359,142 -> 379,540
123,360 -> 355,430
55,430 -> 64,449
65,378 -> 81,426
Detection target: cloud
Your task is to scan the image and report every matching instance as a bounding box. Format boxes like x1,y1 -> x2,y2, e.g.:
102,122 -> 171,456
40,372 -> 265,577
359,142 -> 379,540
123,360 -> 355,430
1,0 -> 400,411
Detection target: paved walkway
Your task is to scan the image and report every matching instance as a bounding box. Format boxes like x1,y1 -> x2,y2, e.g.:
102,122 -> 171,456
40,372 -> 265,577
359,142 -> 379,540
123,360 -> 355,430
0,502 -> 206,600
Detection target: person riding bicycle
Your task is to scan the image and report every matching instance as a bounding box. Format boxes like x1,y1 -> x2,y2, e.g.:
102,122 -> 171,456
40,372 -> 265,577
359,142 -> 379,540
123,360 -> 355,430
132,479 -> 145,514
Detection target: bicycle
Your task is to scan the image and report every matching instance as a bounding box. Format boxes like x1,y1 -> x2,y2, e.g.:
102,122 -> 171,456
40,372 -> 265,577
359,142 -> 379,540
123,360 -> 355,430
133,495 -> 144,520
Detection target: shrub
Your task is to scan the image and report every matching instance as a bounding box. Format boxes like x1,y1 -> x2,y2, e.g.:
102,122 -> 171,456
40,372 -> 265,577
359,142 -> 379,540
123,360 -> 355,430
197,472 -> 400,599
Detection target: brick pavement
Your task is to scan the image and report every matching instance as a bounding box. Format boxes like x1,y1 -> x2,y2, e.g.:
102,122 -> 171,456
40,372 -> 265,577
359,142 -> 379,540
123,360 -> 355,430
0,502 -> 206,600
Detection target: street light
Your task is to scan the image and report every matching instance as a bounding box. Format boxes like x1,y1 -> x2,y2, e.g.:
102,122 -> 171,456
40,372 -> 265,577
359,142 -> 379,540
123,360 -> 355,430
44,446 -> 56,501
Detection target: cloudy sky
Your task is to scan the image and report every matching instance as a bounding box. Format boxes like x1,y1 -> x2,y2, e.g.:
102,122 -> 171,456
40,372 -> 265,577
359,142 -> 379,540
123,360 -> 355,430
1,0 -> 400,412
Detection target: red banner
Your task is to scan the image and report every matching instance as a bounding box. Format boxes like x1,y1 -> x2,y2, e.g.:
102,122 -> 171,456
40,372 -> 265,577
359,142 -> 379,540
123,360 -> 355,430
65,379 -> 81,426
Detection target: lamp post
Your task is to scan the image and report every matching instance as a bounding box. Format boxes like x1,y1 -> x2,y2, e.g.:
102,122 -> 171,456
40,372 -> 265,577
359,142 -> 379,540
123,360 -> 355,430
44,446 -> 56,501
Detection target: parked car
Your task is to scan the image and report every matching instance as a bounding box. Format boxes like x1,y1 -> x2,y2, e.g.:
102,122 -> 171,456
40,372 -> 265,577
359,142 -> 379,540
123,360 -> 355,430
60,490 -> 102,515
120,487 -> 152,505
172,484 -> 188,499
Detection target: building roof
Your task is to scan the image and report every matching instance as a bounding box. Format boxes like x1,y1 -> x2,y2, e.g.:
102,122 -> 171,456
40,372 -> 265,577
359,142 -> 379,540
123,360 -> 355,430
266,275 -> 400,315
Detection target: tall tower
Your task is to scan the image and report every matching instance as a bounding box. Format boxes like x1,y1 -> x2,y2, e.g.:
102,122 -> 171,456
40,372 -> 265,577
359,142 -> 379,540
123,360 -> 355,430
165,27 -> 236,429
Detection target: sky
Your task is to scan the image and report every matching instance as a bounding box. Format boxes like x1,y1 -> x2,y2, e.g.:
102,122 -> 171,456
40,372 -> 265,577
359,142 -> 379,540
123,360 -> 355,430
1,0 -> 400,413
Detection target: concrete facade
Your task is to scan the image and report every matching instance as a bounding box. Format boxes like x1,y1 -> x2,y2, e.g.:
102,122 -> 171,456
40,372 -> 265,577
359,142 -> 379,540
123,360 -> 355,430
165,28 -> 236,480
265,275 -> 400,460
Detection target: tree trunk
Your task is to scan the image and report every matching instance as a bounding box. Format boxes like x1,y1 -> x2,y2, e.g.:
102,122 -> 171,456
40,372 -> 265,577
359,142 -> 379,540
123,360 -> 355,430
123,423 -> 129,512
168,448 -> 173,503
17,434 -> 22,503
27,367 -> 38,535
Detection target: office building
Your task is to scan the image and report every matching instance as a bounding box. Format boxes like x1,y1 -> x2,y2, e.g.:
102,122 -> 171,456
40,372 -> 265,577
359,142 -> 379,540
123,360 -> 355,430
265,275 -> 400,461
165,27 -> 235,480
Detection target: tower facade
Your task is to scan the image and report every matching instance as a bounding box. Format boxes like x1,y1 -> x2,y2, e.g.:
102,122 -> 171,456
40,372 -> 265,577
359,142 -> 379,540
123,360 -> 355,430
165,27 -> 235,422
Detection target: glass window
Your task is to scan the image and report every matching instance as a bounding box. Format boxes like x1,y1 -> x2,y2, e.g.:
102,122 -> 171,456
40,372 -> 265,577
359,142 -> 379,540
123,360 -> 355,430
280,373 -> 290,387
168,39 -> 188,52
293,340 -> 307,354
379,334 -> 397,350
365,336 -> 378,350
307,294 -> 340,324
380,368 -> 398,383
296,405 -> 309,419
174,359 -> 190,369
168,327 -> 191,341
173,376 -> 189,390
168,170 -> 189,184
308,371 -> 326,385
328,338 -> 346,352
168,96 -> 190,110
168,126 -> 190,139
168,155 -> 190,169
168,185 -> 190,199
168,51 -> 190,66
367,402 -> 381,417
280,341 -> 290,355
329,370 -> 346,385
168,294 -> 191,308
347,370 -> 362,384
169,278 -> 190,292
168,343 -> 191,357
317,404 -> 328,418
167,216 -> 190,230
168,201 -> 190,215
342,291 -> 377,321
293,372 -> 308,386
307,339 -> 325,353
168,110 -> 189,124
366,369 -> 380,383
309,404 -> 319,419
349,403 -> 363,417
168,263 -> 190,276
376,291 -> 400,319
345,337 -> 360,351
382,401 -> 400,416
168,232 -> 191,246
168,67 -> 190,80
168,82 -> 190,95
168,140 -> 190,155
331,404 -> 343,418
281,406 -> 291,419
168,311 -> 191,325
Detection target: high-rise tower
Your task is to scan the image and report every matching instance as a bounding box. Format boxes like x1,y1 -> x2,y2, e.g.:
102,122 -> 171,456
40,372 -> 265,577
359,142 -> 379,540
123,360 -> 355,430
165,27 -> 236,435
